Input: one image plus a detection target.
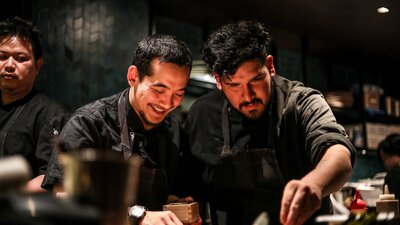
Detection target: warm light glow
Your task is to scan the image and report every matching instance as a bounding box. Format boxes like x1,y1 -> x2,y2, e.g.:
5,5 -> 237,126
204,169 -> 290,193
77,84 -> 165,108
377,7 -> 389,14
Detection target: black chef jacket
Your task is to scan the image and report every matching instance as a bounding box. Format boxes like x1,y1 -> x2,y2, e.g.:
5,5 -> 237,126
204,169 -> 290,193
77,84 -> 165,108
0,90 -> 69,177
184,75 -> 356,225
42,90 -> 188,203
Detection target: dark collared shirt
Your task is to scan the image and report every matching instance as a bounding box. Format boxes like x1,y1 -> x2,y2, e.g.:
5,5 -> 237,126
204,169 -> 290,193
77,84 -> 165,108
43,90 -> 186,198
0,90 -> 69,177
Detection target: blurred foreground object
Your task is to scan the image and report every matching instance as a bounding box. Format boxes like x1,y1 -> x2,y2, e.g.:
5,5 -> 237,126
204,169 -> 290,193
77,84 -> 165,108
350,189 -> 367,215
0,155 -> 31,192
62,148 -> 141,225
0,192 -> 99,225
0,155 -> 99,224
252,212 -> 269,225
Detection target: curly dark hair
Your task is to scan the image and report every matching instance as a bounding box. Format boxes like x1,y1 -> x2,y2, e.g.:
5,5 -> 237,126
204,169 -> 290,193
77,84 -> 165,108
378,133 -> 400,156
0,16 -> 43,60
131,34 -> 192,80
202,20 -> 271,77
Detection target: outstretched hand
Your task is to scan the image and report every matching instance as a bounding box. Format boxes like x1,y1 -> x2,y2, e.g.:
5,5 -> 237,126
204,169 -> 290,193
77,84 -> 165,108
280,180 -> 322,225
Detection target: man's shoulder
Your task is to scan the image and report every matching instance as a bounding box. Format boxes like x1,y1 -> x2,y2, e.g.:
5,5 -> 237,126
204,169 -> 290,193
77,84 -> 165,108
31,92 -> 68,111
274,75 -> 321,99
65,92 -> 121,131
76,92 -> 120,115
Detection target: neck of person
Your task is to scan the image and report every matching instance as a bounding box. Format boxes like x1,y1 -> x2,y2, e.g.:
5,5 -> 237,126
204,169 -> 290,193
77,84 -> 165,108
1,87 -> 32,106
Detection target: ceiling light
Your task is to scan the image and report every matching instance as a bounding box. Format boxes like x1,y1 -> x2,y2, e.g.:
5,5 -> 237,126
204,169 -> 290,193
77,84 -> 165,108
377,7 -> 389,14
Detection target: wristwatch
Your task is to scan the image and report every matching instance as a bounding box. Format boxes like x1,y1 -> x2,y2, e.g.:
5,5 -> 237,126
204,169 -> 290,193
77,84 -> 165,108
129,205 -> 147,219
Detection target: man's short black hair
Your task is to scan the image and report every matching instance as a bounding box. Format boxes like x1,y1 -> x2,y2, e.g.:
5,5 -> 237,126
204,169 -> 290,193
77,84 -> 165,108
202,20 -> 271,77
378,133 -> 400,156
131,34 -> 192,79
0,16 -> 43,60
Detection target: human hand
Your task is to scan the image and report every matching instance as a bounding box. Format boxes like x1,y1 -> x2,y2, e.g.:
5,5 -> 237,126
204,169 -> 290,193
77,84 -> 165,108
280,180 -> 322,225
165,196 -> 202,225
139,211 -> 183,225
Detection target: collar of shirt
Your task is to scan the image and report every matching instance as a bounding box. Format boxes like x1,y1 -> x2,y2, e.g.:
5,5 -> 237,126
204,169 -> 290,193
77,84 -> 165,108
124,92 -> 161,167
1,89 -> 37,110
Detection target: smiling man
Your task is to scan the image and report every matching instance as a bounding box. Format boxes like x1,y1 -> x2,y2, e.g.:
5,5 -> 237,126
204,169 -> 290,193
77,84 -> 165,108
183,20 -> 356,225
43,34 -> 198,225
0,17 -> 69,192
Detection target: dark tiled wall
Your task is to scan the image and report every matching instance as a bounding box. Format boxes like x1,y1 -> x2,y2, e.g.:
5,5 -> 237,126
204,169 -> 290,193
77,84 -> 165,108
155,16 -> 203,60
32,0 -> 149,110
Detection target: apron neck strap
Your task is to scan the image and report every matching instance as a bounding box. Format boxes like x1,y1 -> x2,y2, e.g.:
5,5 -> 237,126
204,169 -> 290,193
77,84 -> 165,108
220,99 -> 232,157
118,88 -> 167,167
118,88 -> 132,160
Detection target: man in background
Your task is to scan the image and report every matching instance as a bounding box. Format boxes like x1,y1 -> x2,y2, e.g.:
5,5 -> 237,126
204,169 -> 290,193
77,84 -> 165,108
0,16 -> 69,192
378,133 -> 400,199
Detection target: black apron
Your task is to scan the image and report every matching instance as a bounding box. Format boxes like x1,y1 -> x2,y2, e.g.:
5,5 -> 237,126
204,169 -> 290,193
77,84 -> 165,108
118,89 -> 168,210
210,99 -> 285,225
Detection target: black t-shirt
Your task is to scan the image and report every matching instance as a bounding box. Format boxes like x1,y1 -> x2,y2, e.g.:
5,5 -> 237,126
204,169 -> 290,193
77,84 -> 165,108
385,167 -> 400,200
0,90 -> 69,176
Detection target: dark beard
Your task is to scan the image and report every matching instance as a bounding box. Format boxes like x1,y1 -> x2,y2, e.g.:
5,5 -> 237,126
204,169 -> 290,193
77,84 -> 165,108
239,99 -> 265,120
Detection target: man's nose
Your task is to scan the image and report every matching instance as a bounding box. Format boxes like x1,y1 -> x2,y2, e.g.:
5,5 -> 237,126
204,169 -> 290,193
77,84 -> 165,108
159,93 -> 174,110
243,84 -> 254,102
4,57 -> 16,71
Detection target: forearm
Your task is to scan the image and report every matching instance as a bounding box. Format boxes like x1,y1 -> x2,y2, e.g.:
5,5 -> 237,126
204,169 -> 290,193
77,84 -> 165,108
301,144 -> 352,197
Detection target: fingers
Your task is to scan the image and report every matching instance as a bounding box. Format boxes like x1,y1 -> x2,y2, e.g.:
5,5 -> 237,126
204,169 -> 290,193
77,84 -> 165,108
285,187 -> 308,225
280,182 -> 296,224
142,211 -> 183,225
280,180 -> 322,225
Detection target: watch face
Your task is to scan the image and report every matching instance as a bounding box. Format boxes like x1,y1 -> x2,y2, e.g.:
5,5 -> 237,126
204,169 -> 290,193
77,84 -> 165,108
129,205 -> 146,218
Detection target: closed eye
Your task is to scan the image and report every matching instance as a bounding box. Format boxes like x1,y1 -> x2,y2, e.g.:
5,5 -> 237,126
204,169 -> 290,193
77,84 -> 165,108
15,55 -> 29,62
251,74 -> 265,83
226,83 -> 240,87
151,87 -> 164,94
174,91 -> 185,97
0,53 -> 8,61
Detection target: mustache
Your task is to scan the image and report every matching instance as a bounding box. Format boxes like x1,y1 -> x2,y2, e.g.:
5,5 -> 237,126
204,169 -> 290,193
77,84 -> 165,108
239,99 -> 263,108
1,73 -> 17,77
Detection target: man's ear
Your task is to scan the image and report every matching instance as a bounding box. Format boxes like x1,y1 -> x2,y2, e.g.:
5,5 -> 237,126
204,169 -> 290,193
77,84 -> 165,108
266,55 -> 276,77
212,72 -> 222,90
127,66 -> 139,87
36,58 -> 43,71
